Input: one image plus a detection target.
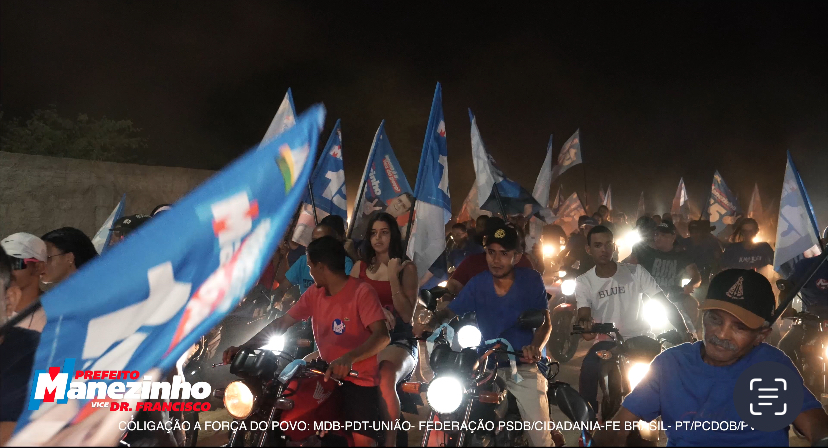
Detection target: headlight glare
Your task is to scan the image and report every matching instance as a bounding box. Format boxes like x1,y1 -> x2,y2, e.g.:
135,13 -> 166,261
260,335 -> 285,352
224,381 -> 255,419
427,376 -> 464,414
628,362 -> 650,391
457,325 -> 482,349
561,279 -> 577,296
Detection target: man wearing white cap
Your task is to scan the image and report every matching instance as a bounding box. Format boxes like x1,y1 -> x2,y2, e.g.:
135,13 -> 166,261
0,233 -> 47,332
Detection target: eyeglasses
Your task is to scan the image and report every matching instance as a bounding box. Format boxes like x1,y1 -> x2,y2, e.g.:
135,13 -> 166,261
47,252 -> 68,260
10,257 -> 39,270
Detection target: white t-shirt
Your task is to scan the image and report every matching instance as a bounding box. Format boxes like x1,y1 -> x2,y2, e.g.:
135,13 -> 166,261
575,263 -> 663,339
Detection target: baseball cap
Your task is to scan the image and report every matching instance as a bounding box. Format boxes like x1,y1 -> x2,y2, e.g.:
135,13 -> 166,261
578,216 -> 598,228
111,214 -> 151,235
484,225 -> 519,251
655,222 -> 677,234
700,269 -> 775,329
1,232 -> 47,262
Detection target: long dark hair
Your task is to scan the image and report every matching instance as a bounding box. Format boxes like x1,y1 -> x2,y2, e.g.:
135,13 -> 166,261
361,212 -> 407,265
731,217 -> 757,243
41,227 -> 98,267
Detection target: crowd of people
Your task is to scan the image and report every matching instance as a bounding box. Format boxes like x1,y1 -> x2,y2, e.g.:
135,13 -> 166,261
2,198 -> 827,447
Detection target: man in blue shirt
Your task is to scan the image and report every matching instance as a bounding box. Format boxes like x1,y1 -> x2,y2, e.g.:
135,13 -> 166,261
281,223 -> 354,296
447,223 -> 483,269
427,224 -> 552,447
593,269 -> 828,447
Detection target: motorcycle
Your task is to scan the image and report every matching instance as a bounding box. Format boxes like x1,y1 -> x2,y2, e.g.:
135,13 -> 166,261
406,309 -> 594,447
546,269 -> 581,363
571,323 -> 683,445
783,311 -> 828,401
218,327 -> 353,447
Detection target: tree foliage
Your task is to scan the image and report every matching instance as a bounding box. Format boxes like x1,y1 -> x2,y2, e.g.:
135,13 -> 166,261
0,106 -> 147,163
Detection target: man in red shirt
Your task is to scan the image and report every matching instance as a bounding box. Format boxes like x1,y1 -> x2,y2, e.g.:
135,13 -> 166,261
224,236 -> 390,446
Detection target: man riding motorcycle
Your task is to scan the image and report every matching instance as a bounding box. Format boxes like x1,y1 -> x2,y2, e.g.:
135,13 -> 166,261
575,225 -> 693,412
592,269 -> 828,446
424,224 -> 554,447
223,236 -> 390,446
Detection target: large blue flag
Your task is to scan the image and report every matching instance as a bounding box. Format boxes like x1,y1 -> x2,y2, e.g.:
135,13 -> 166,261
293,120 -> 347,245
91,194 -> 126,254
407,83 -> 451,280
703,170 -> 740,236
469,110 -> 541,217
348,121 -> 414,241
12,106 -> 325,444
773,151 -> 822,276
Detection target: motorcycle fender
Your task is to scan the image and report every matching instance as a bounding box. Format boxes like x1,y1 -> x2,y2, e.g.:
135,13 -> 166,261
279,377 -> 338,441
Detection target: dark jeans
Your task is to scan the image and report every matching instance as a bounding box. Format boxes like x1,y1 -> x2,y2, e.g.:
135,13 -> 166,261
578,340 -> 617,412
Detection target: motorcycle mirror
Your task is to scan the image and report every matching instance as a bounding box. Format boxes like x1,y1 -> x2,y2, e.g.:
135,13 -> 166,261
517,309 -> 546,329
550,381 -> 596,425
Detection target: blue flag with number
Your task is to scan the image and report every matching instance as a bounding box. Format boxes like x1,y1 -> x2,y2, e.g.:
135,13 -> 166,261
773,151 -> 822,276
348,121 -> 414,241
703,170 -> 741,236
12,106 -> 325,444
407,83 -> 451,280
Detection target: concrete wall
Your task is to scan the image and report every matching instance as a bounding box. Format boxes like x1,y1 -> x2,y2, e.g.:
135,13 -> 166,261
0,151 -> 215,239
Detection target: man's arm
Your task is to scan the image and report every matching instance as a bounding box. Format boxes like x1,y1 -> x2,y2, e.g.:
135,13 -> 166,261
326,320 -> 391,381
793,408 -> 828,445
439,278 -> 464,302
592,406 -> 639,446
523,310 -> 551,361
684,263 -> 702,294
576,307 -> 597,341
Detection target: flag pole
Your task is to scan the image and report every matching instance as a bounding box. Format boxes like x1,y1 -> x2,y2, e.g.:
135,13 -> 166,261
403,197 -> 417,249
307,180 -> 319,225
492,183 -> 508,218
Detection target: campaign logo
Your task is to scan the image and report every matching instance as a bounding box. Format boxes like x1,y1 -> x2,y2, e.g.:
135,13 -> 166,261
816,278 -> 828,290
332,319 -> 345,335
733,361 -> 803,432
437,120 -> 446,138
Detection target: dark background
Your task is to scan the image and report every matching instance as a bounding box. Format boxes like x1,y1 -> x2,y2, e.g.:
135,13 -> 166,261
2,2 -> 826,228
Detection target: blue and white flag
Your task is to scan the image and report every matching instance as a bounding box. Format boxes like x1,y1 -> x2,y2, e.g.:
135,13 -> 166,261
602,185 -> 613,210
550,186 -> 565,215
293,120 -> 347,246
598,184 -> 606,206
550,129 -> 582,182
528,135 -> 555,247
671,178 -> 689,220
553,192 -> 587,236
12,106 -> 325,445
703,170 -> 740,236
407,84 -> 451,280
348,121 -> 414,241
469,110 -> 541,216
773,151 -> 822,276
91,194 -> 126,254
260,89 -> 297,145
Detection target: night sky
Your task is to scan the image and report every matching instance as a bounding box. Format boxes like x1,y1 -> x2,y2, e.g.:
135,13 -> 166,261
2,2 -> 826,229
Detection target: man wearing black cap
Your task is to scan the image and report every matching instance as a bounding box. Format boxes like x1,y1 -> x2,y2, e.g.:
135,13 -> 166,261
593,269 -> 828,447
426,224 -> 554,447
108,214 -> 151,248
626,222 -> 702,331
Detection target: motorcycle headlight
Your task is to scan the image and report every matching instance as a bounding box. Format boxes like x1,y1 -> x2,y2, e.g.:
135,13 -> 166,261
543,244 -> 556,258
681,278 -> 691,287
427,376 -> 464,414
438,281 -> 448,287
259,335 -> 285,352
557,270 -> 567,278
628,362 -> 650,391
224,381 -> 255,419
457,325 -> 482,349
824,345 -> 828,360
643,299 -> 669,332
561,279 -> 577,296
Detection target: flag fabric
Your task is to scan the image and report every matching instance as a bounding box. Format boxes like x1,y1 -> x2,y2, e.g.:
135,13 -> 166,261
773,151 -> 822,276
11,106 -> 325,444
348,121 -> 414,241
260,89 -> 297,145
407,83 -> 451,280
469,110 -> 541,216
527,135 -> 557,248
747,183 -> 764,221
550,186 -> 565,215
457,183 -> 492,224
671,178 -> 690,220
637,192 -> 646,219
91,194 -> 126,254
553,192 -> 587,236
292,120 -> 347,246
702,170 -> 740,236
602,185 -> 613,210
550,129 -> 582,182
598,184 -> 606,206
